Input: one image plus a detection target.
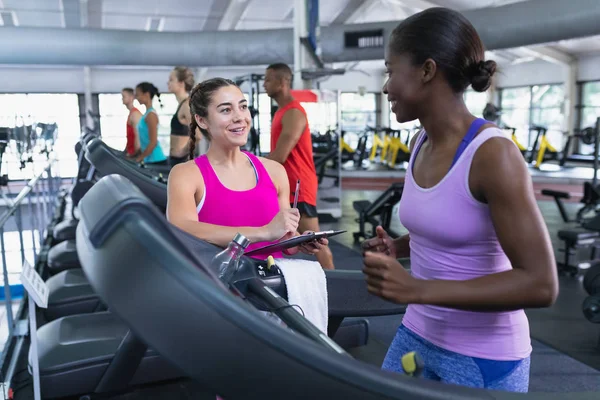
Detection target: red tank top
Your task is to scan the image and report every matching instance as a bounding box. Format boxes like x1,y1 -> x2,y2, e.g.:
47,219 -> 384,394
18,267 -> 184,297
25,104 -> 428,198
194,151 -> 283,259
125,107 -> 139,156
270,100 -> 317,206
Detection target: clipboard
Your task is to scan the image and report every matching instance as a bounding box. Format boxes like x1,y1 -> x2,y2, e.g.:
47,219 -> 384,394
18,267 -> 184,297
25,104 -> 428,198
244,230 -> 346,256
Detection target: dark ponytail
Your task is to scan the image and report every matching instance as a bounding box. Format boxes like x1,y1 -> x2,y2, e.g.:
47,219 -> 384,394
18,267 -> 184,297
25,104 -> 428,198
388,7 -> 497,93
136,82 -> 163,107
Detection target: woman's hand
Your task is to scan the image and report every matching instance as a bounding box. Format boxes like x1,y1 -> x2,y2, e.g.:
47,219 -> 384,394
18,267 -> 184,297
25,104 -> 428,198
362,251 -> 421,304
361,226 -> 397,258
284,231 -> 328,256
264,209 -> 300,242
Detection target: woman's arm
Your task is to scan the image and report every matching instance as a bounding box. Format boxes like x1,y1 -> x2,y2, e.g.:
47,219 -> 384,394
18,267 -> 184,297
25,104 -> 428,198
421,137 -> 558,310
136,112 -> 159,162
166,163 -> 272,246
364,137 -> 558,311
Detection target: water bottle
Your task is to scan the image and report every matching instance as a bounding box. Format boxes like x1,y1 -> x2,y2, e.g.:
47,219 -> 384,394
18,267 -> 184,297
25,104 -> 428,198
212,233 -> 250,283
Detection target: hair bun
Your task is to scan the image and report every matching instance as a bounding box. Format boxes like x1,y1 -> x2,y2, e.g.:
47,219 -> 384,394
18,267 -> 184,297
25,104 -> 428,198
469,60 -> 497,92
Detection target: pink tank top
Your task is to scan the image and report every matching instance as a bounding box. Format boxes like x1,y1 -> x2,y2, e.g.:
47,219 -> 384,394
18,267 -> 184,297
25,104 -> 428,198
195,151 -> 283,259
399,127 -> 532,361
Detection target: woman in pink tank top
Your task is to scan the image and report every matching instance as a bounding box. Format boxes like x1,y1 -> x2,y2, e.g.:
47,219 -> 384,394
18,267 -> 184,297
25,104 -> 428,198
361,8 -> 558,393
165,78 -> 327,260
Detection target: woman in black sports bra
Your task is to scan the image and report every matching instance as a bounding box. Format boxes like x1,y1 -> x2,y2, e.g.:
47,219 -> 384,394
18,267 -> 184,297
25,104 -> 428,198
168,66 -> 198,165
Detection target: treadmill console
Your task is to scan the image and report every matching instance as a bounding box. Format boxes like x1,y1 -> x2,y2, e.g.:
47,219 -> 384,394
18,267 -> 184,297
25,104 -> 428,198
230,256 -> 288,303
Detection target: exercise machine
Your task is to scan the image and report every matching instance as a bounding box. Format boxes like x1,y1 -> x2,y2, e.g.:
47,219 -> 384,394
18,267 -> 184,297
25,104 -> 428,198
30,174 -> 409,399
58,173 -> 575,400
528,125 -> 560,168
234,73 -> 265,155
503,125 -> 528,158
544,118 -> 600,276
353,182 -> 404,242
560,126 -> 599,166
542,118 -> 600,224
582,265 -> 600,330
384,128 -> 412,169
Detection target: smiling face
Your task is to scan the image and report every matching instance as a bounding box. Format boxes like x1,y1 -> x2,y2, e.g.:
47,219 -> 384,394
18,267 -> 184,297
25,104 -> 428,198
195,85 -> 251,148
135,87 -> 150,105
383,50 -> 433,124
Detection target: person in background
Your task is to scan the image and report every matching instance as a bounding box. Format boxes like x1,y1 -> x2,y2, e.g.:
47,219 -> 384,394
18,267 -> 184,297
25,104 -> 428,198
121,87 -> 142,158
168,66 -> 201,165
263,63 -> 335,270
361,7 -> 558,392
134,82 -> 168,165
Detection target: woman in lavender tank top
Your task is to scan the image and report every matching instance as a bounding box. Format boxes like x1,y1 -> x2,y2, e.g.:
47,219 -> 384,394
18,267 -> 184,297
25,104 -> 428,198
165,78 -> 327,259
361,8 -> 558,393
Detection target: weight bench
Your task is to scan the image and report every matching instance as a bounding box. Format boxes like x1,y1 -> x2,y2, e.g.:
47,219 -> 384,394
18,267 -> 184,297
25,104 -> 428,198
556,228 -> 600,276
353,182 -> 404,242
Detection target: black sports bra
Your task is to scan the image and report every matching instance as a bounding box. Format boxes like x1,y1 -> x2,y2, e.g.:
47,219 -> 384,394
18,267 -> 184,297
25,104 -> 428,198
171,98 -> 189,137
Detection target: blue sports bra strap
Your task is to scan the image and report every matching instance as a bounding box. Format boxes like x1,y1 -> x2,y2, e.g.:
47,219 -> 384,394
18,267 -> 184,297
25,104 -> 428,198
451,118 -> 488,167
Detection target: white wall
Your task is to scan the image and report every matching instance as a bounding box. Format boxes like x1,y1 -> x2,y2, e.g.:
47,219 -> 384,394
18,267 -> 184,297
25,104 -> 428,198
578,54 -> 600,82
496,54 -> 600,89
496,59 -> 564,88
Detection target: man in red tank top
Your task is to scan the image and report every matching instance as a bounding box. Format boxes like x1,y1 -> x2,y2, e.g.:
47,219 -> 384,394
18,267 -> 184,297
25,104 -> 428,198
264,63 -> 335,269
121,87 -> 142,157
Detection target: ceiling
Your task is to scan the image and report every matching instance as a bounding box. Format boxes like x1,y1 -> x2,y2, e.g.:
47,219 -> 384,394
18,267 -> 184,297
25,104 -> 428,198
0,0 -> 598,70
0,0 -> 531,31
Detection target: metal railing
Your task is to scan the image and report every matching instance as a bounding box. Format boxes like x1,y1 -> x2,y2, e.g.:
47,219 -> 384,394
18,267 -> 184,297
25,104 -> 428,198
0,157 -> 62,398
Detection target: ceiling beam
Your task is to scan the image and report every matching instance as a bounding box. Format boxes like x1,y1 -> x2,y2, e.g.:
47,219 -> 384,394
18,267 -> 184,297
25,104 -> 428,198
331,0 -> 372,25
215,0 -> 251,31
86,0 -> 103,29
61,0 -> 81,28
335,0 -> 380,24
202,0 -> 232,31
518,45 -> 575,66
386,0 -> 443,10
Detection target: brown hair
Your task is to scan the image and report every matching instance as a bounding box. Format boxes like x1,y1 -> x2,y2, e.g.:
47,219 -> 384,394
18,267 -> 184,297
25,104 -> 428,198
188,77 -> 237,160
173,66 -> 195,92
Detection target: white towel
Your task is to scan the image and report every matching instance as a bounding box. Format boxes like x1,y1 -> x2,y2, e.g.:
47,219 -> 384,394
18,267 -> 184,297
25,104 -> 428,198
275,258 -> 328,334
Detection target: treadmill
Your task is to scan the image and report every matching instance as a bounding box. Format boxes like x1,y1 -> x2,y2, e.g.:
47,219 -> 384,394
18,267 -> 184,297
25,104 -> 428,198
31,174 -> 407,399
66,173 -> 596,400
43,137 -> 174,323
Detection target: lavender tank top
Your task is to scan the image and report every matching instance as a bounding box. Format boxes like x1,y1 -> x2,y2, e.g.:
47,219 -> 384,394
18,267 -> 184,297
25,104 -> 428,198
399,120 -> 532,360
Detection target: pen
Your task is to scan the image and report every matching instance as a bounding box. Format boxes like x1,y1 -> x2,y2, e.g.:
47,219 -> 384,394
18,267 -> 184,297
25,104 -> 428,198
293,179 -> 300,209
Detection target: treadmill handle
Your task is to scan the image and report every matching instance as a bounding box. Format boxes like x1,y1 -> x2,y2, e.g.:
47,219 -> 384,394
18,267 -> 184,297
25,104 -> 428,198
246,278 -> 351,358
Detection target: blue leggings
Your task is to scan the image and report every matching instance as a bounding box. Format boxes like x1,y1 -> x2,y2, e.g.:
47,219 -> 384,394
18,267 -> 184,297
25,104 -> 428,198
382,325 -> 530,392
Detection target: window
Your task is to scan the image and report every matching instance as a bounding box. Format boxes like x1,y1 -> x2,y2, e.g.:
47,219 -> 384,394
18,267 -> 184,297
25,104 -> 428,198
340,93 -> 377,149
530,84 -> 564,147
98,93 -> 177,157
500,84 -> 565,151
464,90 -> 488,118
302,101 -> 338,137
500,87 -> 532,148
0,94 -> 80,180
581,81 -> 600,130
256,93 -> 272,154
